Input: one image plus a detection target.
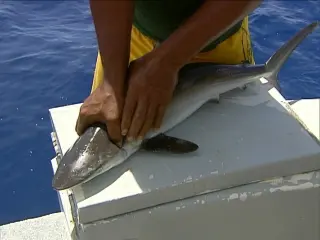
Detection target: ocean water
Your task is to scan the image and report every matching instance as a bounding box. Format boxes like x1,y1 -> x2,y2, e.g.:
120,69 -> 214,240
0,1 -> 319,225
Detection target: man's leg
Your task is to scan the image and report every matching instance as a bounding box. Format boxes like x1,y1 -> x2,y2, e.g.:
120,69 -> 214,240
90,25 -> 157,93
186,16 -> 254,102
191,16 -> 255,65
90,16 -> 254,93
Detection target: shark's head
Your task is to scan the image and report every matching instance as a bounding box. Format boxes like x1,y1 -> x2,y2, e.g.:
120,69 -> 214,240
52,126 -> 121,190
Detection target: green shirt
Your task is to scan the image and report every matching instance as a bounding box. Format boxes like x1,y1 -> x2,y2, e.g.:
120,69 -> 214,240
133,0 -> 243,52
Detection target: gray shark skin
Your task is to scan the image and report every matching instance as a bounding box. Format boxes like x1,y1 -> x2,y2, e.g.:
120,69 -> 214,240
52,21 -> 319,191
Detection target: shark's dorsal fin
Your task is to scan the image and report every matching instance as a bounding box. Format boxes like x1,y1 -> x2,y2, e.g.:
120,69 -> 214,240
141,133 -> 199,154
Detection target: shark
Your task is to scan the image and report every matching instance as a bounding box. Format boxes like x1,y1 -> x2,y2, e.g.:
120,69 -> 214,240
52,21 -> 319,191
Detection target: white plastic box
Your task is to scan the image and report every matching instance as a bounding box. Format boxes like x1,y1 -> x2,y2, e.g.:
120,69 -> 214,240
50,80 -> 320,240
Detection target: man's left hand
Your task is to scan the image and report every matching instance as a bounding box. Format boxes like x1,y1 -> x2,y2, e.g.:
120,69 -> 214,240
121,54 -> 178,141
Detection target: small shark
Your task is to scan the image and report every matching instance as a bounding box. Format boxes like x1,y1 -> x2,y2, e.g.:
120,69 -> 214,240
52,22 -> 319,191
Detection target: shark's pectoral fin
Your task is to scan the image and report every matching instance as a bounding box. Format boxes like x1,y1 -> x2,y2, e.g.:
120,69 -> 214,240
141,134 -> 199,154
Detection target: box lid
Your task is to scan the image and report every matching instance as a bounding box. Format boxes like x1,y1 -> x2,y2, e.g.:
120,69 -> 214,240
49,80 -> 320,224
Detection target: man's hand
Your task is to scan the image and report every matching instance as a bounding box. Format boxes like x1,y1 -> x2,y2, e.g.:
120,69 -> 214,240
121,54 -> 178,141
76,80 -> 124,146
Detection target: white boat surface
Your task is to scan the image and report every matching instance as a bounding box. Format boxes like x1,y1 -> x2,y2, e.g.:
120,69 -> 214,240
1,79 -> 320,240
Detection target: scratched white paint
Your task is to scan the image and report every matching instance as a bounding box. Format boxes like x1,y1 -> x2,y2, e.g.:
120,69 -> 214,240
239,193 -> 248,201
288,172 -> 314,184
172,181 -> 178,187
92,170 -> 320,228
184,176 -> 193,183
226,190 -> 262,202
269,182 -> 316,193
264,177 -> 284,186
228,193 -> 239,201
252,192 -> 262,197
216,171 -> 319,204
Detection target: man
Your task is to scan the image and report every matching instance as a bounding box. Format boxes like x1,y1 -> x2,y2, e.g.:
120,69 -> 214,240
76,0 -> 262,146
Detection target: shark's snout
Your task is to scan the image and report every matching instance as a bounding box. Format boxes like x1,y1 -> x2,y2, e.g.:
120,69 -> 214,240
52,151 -> 98,190
52,172 -> 72,191
52,126 -> 121,191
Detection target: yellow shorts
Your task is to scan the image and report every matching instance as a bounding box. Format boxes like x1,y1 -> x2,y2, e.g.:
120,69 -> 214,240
91,16 -> 254,93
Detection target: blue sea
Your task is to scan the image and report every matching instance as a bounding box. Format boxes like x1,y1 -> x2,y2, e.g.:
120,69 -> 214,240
0,1 -> 319,225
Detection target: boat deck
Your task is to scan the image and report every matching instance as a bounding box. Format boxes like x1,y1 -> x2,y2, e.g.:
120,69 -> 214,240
0,212 -> 70,240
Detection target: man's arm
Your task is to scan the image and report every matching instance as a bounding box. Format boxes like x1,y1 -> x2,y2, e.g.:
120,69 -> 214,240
120,0 -> 262,140
151,0 -> 262,70
76,1 -> 134,144
89,0 -> 134,93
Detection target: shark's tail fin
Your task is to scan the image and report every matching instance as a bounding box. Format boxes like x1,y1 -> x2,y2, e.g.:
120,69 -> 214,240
264,21 -> 319,91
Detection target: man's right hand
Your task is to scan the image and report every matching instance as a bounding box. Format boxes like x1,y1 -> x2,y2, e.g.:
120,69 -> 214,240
75,81 -> 124,147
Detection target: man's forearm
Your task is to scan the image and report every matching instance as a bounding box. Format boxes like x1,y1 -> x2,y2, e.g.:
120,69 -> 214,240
152,0 -> 262,70
90,0 -> 134,91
